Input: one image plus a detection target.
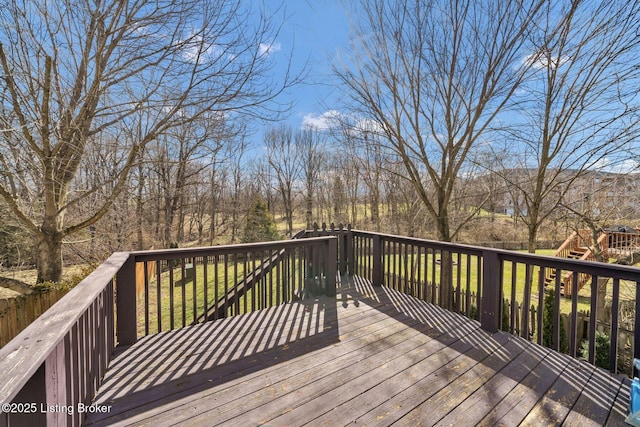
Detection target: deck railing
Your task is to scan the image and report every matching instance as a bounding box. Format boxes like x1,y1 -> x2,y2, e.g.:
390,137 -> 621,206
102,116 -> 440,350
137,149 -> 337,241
1,224 -> 638,426
0,236 -> 336,427
338,228 -> 640,374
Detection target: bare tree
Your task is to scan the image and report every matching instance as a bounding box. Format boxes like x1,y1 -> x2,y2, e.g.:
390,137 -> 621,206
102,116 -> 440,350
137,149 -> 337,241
496,0 -> 640,253
0,0 -> 298,282
336,0 -> 544,243
297,128 -> 326,229
336,0 -> 544,308
265,124 -> 301,236
331,150 -> 360,226
149,113 -> 227,246
339,123 -> 387,231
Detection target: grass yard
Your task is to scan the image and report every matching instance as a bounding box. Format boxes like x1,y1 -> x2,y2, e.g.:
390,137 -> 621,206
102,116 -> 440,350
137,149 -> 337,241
135,256 -> 309,336
366,248 -> 635,318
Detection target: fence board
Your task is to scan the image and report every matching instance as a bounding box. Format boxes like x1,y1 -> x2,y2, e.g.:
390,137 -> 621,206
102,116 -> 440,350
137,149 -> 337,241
0,289 -> 69,348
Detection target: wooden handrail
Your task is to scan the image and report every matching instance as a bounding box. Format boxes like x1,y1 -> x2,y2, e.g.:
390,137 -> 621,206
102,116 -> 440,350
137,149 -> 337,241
0,252 -> 128,425
197,229 -> 310,322
553,231 -> 578,258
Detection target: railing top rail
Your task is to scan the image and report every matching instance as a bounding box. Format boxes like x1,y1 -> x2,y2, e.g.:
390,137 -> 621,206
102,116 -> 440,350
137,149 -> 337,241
351,229 -> 485,256
498,250 -> 640,280
130,236 -> 337,262
0,251 -> 130,405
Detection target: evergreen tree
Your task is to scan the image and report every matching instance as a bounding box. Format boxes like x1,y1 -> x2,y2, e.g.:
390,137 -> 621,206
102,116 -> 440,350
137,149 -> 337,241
543,289 -> 567,352
242,197 -> 280,243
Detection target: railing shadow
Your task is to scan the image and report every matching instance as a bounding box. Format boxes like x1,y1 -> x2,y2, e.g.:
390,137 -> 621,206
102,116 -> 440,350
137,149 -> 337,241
339,275 -> 628,425
85,293 -> 339,426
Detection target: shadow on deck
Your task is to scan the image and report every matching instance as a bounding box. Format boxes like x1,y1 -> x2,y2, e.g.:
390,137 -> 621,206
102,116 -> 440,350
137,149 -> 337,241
86,275 -> 630,426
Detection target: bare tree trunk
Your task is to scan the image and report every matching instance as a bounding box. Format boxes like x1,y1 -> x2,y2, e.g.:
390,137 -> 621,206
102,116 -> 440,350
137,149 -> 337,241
136,153 -> 145,250
35,230 -> 63,284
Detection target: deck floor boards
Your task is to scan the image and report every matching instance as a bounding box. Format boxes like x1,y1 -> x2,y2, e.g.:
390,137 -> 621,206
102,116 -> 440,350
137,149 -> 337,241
86,277 -> 630,426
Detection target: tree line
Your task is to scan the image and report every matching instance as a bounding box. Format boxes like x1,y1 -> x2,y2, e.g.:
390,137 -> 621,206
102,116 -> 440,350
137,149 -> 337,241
1,0 -> 639,283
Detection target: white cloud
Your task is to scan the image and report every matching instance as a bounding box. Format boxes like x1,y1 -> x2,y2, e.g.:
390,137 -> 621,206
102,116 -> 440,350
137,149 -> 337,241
522,52 -> 569,70
182,34 -> 219,64
258,41 -> 282,57
301,110 -> 343,130
352,117 -> 385,135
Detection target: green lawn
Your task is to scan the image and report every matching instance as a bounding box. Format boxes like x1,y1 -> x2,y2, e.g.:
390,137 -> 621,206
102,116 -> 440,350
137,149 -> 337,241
136,256 -> 307,336
360,248 -> 634,318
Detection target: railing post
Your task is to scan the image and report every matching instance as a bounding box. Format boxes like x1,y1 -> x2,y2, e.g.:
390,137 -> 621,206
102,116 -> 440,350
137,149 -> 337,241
116,254 -> 137,346
481,249 -> 501,332
338,224 -> 347,274
6,365 -> 46,426
326,237 -> 337,296
372,234 -> 383,287
346,225 -> 354,275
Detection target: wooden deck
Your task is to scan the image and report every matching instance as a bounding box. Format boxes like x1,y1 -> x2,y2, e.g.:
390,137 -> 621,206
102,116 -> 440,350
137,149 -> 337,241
85,276 -> 631,426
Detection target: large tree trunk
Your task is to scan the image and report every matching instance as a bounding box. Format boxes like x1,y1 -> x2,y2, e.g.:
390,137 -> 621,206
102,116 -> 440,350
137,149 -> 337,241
435,205 -> 454,310
35,231 -> 63,283
305,193 -> 313,230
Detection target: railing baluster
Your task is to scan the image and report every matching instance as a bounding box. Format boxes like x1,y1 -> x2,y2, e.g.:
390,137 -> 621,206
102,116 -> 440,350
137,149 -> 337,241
192,256 -> 197,325
246,252 -> 251,313
537,266 -> 544,344
455,252 -> 461,312
269,249 -> 275,305
297,246 -> 302,296
223,254 -> 228,318
234,253 -> 240,316
610,278 -> 620,372
510,261 -> 517,335
430,248 -> 436,304
466,254 -> 472,318
425,248 -> 430,303
588,275 -> 598,364
169,261 -> 175,329
635,280 -> 640,364
553,268 -> 561,352
522,264 -> 532,339
144,261 -> 150,336
181,258 -> 186,328
417,245 -> 423,300
569,273 -> 579,357
156,260 -> 162,333
476,255 -> 482,320
203,256 -> 209,323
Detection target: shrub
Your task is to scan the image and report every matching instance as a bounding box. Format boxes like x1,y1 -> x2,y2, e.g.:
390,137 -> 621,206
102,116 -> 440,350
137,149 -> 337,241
33,264 -> 97,292
542,288 -> 567,352
581,331 -> 611,370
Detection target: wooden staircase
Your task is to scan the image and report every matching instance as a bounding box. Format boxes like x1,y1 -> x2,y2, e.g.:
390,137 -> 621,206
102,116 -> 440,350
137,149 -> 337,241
545,228 -> 640,297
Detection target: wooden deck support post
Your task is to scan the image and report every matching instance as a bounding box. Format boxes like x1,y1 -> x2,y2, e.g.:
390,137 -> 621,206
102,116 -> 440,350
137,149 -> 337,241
372,234 -> 383,287
325,237 -> 337,296
337,224 -> 348,274
346,225 -> 354,276
116,254 -> 137,346
481,249 -> 501,333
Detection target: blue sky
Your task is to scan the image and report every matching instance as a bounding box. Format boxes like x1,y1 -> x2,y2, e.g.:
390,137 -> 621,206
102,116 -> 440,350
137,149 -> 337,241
258,1 -> 350,133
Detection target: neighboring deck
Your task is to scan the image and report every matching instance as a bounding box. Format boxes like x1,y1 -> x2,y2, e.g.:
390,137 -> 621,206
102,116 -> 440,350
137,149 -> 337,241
85,276 -> 630,426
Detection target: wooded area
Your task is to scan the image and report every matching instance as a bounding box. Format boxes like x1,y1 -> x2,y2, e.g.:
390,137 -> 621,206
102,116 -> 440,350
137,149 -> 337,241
1,0 -> 639,283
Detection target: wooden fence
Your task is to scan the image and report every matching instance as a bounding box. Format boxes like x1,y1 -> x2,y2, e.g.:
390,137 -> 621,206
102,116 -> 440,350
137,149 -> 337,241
0,289 -> 69,348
